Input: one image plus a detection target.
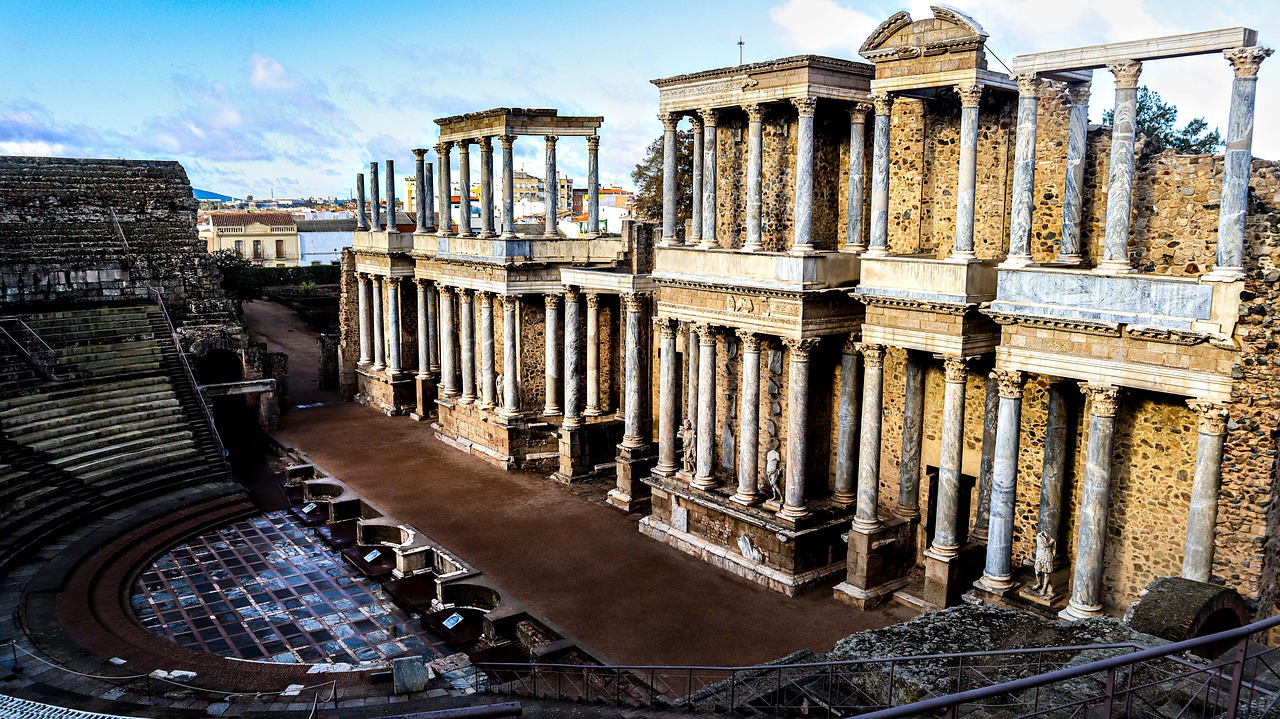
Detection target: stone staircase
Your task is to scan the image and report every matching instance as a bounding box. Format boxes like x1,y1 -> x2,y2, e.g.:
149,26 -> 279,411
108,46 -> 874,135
0,693 -> 147,719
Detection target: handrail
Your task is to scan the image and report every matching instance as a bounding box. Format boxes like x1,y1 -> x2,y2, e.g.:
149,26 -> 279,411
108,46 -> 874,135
0,317 -> 63,379
148,288 -> 229,464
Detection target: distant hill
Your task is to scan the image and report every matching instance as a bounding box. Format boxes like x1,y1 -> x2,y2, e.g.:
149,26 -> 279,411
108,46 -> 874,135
193,188 -> 237,202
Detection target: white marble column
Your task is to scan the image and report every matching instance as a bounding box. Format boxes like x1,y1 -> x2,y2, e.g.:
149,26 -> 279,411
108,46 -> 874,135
587,135 -> 601,236
424,157 -> 436,232
854,343 -> 885,531
689,116 -> 704,245
952,83 -> 983,261
692,323 -> 718,489
563,287 -> 583,428
791,97 -> 818,255
684,322 -> 699,426
499,135 -> 517,238
479,292 -> 496,408
457,141 -> 474,237
1062,384 -> 1120,619
896,351 -> 925,519
656,319 -> 680,475
355,173 -> 369,231
543,135 -> 559,238
1036,382 -> 1072,563
743,104 -> 764,252
478,137 -> 495,238
1098,61 -> 1142,274
357,273 -> 371,365
585,294 -> 602,415
1056,84 -> 1091,264
369,161 -> 382,231
438,286 -> 457,397
928,357 -> 969,557
1183,400 -> 1229,582
733,331 -> 762,505
426,282 -> 440,376
844,104 -> 871,254
543,293 -> 561,414
500,295 -> 520,416
833,337 -> 860,506
1003,74 -> 1040,268
384,159 -> 397,234
371,275 -> 386,371
621,293 -> 647,448
436,142 -> 453,236
780,337 -> 818,519
413,149 -> 429,234
866,92 -> 893,256
659,114 -> 680,245
698,109 -> 718,248
458,290 -> 476,403
979,369 -> 1025,592
385,276 -> 402,374
415,280 -> 430,379
1211,47 -> 1273,281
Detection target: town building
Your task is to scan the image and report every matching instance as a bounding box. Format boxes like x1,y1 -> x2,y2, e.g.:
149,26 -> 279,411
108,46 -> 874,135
296,218 -> 356,265
202,211 -> 299,266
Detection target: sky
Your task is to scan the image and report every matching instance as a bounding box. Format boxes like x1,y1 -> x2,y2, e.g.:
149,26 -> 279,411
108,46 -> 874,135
1,0 -> 1277,199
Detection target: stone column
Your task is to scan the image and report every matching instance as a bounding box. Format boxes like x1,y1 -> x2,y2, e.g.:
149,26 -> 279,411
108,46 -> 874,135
655,319 -> 680,475
897,352 -> 926,519
733,331 -> 762,504
621,293 -> 647,448
1212,47 -> 1274,281
692,324 -> 718,489
369,161 -> 382,231
563,287 -> 583,428
479,292 -> 496,408
587,135 -> 601,236
424,158 -> 436,232
689,115 -> 704,245
791,97 -> 818,255
1036,383 -> 1072,562
500,295 -> 520,415
357,273 -> 371,365
371,276 -> 386,371
699,109 -> 718,248
845,104 -> 871,253
355,173 -> 369,231
1003,74 -> 1040,268
1097,61 -> 1143,274
458,289 -> 476,404
780,337 -> 819,519
952,83 -> 983,261
385,277 -> 402,374
457,141 -> 474,237
854,343 -> 885,531
1056,84 -> 1090,264
435,142 -> 453,236
585,294 -> 602,415
833,337 -> 860,505
426,283 -> 440,375
684,322 -> 699,425
415,280 -> 430,379
478,137 -> 495,238
413,150 -> 429,233
739,104 -> 765,252
929,357 -> 969,556
543,293 -> 561,414
866,92 -> 893,256
1062,384 -> 1120,619
499,135 -> 517,238
1183,400 -> 1229,582
385,159 -> 397,233
544,135 -> 558,238
971,374 -> 1000,542
979,370 -> 1024,592
659,114 -> 680,244
438,286 -> 457,397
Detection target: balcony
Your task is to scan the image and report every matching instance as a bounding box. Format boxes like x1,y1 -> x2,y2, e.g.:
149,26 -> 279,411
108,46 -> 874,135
653,246 -> 860,292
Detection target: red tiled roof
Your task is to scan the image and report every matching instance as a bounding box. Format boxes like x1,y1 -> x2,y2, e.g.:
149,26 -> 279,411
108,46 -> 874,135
210,212 -> 295,228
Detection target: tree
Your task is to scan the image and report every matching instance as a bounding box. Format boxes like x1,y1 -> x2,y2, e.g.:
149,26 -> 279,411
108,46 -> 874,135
1102,86 -> 1224,154
211,249 -> 264,303
631,129 -> 694,228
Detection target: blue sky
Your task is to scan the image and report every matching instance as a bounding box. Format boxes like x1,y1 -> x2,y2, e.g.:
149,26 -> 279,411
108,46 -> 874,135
2,0 -> 1277,198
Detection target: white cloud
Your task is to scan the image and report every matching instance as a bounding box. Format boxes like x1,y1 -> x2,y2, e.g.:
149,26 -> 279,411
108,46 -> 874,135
768,0 -> 883,54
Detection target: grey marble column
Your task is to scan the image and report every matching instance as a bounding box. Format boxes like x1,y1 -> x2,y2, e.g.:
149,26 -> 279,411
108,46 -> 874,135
478,137 -> 495,238
544,135 -> 559,238
780,337 -> 818,519
971,373 -> 1000,542
689,116 -> 704,245
369,161 -> 382,232
656,319 -> 680,474
458,290 -> 476,403
424,159 -> 436,232
866,93 -> 893,256
1098,61 -> 1142,274
833,337 -> 860,506
896,351 -> 925,519
692,324 -> 718,489
426,283 -> 440,375
355,173 -> 369,231
791,97 -> 818,254
1213,47 -> 1273,280
438,286 -> 457,397
435,142 -> 453,236
684,322 -> 699,425
587,135 -> 601,236
386,277 -> 402,374
659,114 -> 680,244
845,104 -> 870,253
385,160 -> 397,234
1056,84 -> 1090,264
1003,75 -> 1039,268
929,357 -> 969,557
953,83 -> 983,261
699,109 -> 718,248
371,276 -> 386,371
499,135 -> 517,238
543,293 -> 561,414
585,294 -> 602,415
979,369 -> 1024,592
854,343 -> 885,531
357,273 -> 371,365
1036,382 -> 1071,562
734,331 -> 762,504
621,293 -> 647,448
500,295 -> 520,416
1183,401 -> 1229,582
1062,384 -> 1120,619
563,287 -> 583,428
415,280 -> 429,380
743,104 -> 764,252
413,150 -> 429,233
479,292 -> 496,409
457,141 -> 474,237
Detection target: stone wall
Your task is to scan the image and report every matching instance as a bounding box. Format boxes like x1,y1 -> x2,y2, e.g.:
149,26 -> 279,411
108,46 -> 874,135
338,248 -> 360,401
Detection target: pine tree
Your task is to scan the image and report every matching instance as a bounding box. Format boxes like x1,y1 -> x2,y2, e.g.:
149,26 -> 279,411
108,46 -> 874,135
1102,86 -> 1224,154
630,130 -> 694,228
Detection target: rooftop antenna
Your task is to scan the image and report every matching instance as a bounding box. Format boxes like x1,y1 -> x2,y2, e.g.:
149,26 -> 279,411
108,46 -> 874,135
738,36 -> 745,65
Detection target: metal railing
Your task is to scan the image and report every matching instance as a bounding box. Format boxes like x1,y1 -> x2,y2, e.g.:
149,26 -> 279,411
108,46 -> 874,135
0,316 -> 64,379
148,289 -> 229,464
470,613 -> 1280,718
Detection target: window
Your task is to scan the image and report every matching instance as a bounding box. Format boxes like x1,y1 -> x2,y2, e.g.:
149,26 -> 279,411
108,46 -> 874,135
275,239 -> 286,258
253,240 -> 263,259
234,240 -> 243,256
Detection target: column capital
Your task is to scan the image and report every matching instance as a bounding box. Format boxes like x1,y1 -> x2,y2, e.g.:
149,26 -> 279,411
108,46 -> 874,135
356,271 -> 369,281
413,276 -> 428,288
476,290 -> 493,308
693,322 -> 719,340
1188,399 -> 1229,435
1080,382 -> 1120,417
655,317 -> 678,339
1225,46 -> 1274,78
564,285 -> 581,303
992,369 -> 1025,399
689,113 -> 704,132
621,292 -> 648,313
455,137 -> 473,148
955,82 -> 984,108
477,136 -> 493,151
436,284 -> 453,297
385,275 -> 401,288
457,287 -> 473,303
791,96 -> 818,116
434,141 -> 452,154
499,293 -> 521,310
1064,82 -> 1092,106
871,91 -> 893,116
698,107 -> 718,126
842,334 -> 859,355
850,102 -> 872,123
544,292 -> 561,310
585,292 -> 600,309
736,329 -> 761,353
543,134 -> 559,149
411,147 -> 428,159
744,103 -> 764,122
856,341 -> 885,367
370,273 -> 384,286
1107,60 -> 1143,89
658,112 -> 680,130
498,134 -> 517,149
943,356 -> 969,383
586,135 -> 600,151
1013,73 -> 1042,96
781,336 -> 819,360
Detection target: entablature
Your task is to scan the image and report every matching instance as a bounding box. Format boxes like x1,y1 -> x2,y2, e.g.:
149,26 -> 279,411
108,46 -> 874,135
653,245 -> 859,293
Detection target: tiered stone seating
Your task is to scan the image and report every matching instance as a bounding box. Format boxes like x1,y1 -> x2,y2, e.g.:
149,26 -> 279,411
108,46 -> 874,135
0,693 -> 147,719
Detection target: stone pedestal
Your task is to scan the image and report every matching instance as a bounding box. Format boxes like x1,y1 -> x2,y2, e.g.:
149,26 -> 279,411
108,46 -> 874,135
608,443 -> 654,512
356,369 -> 416,416
834,515 -> 915,610
922,543 -> 985,611
553,424 -> 593,484
410,375 -> 438,421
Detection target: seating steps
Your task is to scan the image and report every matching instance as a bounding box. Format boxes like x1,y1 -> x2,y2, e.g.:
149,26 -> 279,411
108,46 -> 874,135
0,693 -> 147,719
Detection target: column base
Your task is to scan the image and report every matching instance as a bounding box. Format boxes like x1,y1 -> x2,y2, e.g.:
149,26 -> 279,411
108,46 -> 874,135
945,251 -> 977,263
1059,599 -> 1103,621
1094,259 -> 1136,275
788,245 -> 817,256
1201,266 -> 1246,283
777,504 -> 810,520
690,475 -> 718,491
840,245 -> 866,255
584,406 -> 603,416
974,573 -> 1018,596
998,254 -> 1033,269
740,243 -> 762,253
839,515 -> 915,609
862,247 -> 889,258
730,490 -> 761,506
831,491 -> 857,507
544,406 -> 562,417
1049,253 -> 1085,267
478,231 -> 496,239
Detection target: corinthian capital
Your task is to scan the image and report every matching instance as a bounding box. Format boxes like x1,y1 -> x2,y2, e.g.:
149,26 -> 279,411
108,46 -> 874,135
659,112 -> 679,131
1013,73 -> 1041,97
1225,46 -> 1274,79
856,342 -> 885,367
736,329 -> 761,353
1188,399 -> 1229,435
791,96 -> 818,116
871,91 -> 893,116
943,356 -> 969,383
1081,383 -> 1120,417
992,369 -> 1024,399
1107,60 -> 1143,89
782,336 -> 820,360
955,82 -> 984,108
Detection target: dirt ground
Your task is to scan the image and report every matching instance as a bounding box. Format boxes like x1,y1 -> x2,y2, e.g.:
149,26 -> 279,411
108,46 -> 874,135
242,299 -> 339,407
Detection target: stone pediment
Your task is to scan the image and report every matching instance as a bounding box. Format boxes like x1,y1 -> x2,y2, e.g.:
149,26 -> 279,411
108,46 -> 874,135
859,6 -> 988,78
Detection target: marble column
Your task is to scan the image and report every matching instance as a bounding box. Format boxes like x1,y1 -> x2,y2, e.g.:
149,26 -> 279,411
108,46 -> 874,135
500,295 -> 520,416
1098,61 -> 1143,274
698,109 -> 718,248
587,135 -> 601,236
415,280 -> 430,379
979,369 -> 1024,592
971,374 -> 1000,542
1062,384 -> 1120,619
544,135 -> 559,238
585,294 -> 602,415
479,292 -> 496,409
621,293 -> 646,448
1056,84 -> 1091,264
563,287 -> 583,428
426,283 -> 440,375
435,142 -> 453,236
896,352 -> 925,519
355,173 -> 369,231
854,343 -> 885,531
1213,47 -> 1274,281
413,150 -> 429,234
733,331 -> 762,504
357,273 -> 371,365
743,104 -> 765,252
953,83 -> 983,261
1036,382 -> 1072,562
478,137 -> 495,238
499,135 -> 517,238
692,324 -> 718,489
791,97 -> 818,255
689,116 -> 704,245
438,286 -> 457,397
659,114 -> 680,244
385,159 -> 397,233
1183,401 -> 1229,583
424,158 -> 436,232
866,92 -> 893,256
543,293 -> 561,415
369,161 -> 382,232
833,337 -> 860,506
780,337 -> 819,519
371,276 -> 386,371
655,319 -> 680,475
457,141 -> 474,237
385,277 -> 402,374
1003,75 -> 1039,268
458,290 -> 476,404
684,322 -> 699,425
930,357 -> 969,557
845,104 -> 871,253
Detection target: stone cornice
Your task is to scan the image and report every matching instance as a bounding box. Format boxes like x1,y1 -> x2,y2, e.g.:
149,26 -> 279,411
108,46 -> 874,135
982,310 -> 1122,337
856,292 -> 974,316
